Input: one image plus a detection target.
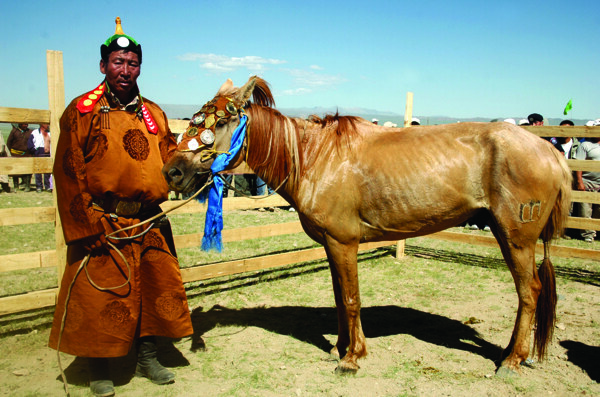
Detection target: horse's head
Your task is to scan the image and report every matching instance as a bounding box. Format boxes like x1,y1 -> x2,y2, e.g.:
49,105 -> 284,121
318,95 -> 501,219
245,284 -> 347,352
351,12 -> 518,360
162,76 -> 274,193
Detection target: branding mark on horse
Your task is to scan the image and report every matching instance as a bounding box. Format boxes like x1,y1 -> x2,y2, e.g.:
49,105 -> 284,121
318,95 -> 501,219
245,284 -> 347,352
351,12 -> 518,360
520,200 -> 542,223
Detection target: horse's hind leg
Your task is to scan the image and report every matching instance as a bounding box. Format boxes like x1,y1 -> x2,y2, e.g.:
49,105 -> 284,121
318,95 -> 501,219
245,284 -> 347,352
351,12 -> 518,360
324,237 -> 366,374
496,242 -> 542,375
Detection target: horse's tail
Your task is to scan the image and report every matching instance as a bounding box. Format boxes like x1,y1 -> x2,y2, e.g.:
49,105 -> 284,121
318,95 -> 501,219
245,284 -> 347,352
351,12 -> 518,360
534,150 -> 572,360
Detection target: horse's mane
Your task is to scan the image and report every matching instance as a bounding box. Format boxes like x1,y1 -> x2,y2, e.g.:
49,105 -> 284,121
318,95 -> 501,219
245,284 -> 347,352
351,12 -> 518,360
246,105 -> 301,188
239,77 -> 365,189
308,112 -> 362,138
245,104 -> 368,189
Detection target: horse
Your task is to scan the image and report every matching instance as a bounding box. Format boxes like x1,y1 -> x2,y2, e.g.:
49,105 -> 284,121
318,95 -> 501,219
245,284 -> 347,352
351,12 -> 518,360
163,76 -> 572,375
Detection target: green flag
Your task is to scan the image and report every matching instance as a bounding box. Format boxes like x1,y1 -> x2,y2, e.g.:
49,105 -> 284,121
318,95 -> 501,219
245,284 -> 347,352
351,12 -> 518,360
563,99 -> 573,115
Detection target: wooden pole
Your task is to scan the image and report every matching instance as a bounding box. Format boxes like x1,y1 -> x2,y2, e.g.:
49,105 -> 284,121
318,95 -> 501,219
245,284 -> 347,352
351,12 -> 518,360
396,92 -> 414,259
404,91 -> 414,127
46,50 -> 66,298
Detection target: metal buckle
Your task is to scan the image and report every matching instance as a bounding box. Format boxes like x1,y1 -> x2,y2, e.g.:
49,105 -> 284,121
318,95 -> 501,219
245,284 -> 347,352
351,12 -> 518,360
115,201 -> 142,217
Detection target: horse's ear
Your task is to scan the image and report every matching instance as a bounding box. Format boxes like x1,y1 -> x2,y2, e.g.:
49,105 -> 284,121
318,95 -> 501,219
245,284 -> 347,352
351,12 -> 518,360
217,79 -> 234,95
232,76 -> 257,108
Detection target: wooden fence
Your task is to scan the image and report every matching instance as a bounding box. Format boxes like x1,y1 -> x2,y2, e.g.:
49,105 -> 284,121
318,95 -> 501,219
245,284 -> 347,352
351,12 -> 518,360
1,50 -> 599,316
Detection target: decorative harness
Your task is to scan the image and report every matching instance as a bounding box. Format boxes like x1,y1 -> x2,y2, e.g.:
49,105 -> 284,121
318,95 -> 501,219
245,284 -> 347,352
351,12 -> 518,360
177,96 -> 245,160
176,96 -> 250,252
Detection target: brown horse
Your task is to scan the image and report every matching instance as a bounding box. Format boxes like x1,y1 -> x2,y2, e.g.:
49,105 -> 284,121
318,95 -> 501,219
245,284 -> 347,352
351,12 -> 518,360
163,76 -> 572,375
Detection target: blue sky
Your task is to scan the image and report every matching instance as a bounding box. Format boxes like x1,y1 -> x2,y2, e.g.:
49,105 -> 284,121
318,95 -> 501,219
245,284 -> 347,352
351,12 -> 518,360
1,0 -> 599,121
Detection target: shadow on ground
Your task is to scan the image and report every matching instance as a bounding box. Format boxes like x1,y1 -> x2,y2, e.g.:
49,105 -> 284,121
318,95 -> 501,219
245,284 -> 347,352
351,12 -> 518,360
58,338 -> 190,387
190,304 -> 504,365
559,340 -> 600,382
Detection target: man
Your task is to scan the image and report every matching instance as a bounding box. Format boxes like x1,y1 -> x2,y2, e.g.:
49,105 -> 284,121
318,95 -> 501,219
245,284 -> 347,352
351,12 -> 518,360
574,134 -> 600,242
6,123 -> 33,191
48,17 -> 193,397
554,120 -> 578,160
528,112 -> 559,146
527,113 -> 544,126
0,131 -> 11,192
27,123 -> 52,192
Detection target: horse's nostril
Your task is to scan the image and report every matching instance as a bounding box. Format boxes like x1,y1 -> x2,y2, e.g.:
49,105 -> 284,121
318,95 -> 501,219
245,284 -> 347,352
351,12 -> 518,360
168,167 -> 183,182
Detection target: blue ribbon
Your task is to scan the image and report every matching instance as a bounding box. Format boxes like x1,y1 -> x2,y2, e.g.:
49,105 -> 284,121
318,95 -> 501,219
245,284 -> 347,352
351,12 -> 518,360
200,114 -> 248,252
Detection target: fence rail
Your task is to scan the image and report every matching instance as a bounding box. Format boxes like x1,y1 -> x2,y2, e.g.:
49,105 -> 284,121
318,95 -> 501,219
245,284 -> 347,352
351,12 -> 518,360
0,50 -> 598,317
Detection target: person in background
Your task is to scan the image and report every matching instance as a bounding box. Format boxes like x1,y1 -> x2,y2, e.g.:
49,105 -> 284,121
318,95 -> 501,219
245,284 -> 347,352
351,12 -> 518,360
48,17 -> 193,397
574,132 -> 600,242
554,120 -> 578,160
0,131 -> 11,192
371,118 -> 378,125
528,112 -> 559,146
411,117 -> 421,126
27,123 -> 52,192
527,113 -> 544,126
6,123 -> 33,191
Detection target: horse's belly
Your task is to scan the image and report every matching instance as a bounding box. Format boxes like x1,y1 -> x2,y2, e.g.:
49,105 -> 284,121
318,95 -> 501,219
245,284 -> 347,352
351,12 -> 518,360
357,181 -> 482,239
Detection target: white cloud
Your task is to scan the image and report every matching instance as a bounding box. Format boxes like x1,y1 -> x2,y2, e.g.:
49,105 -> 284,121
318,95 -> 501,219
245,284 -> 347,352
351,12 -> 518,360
309,65 -> 323,70
285,68 -> 346,88
281,87 -> 312,96
177,53 -> 286,72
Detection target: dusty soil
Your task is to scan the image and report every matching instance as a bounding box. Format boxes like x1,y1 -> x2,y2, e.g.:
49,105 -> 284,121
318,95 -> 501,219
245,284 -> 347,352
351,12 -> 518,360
1,244 -> 599,396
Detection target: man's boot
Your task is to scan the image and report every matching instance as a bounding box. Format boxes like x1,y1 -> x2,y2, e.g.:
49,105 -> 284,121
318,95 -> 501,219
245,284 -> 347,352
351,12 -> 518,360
12,177 -> 19,191
88,357 -> 115,397
23,177 -> 31,192
1,183 -> 10,193
135,336 -> 175,385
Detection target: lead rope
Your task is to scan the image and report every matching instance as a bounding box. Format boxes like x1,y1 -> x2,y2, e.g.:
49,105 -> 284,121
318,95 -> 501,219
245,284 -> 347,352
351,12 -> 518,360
56,177 -> 213,396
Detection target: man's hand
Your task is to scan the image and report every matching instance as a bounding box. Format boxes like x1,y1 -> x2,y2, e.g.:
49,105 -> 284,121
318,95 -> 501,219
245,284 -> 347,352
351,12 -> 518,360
82,234 -> 108,252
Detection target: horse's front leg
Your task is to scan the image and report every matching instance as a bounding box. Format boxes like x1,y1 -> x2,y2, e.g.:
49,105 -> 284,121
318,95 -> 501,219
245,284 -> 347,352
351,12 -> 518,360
324,237 -> 366,374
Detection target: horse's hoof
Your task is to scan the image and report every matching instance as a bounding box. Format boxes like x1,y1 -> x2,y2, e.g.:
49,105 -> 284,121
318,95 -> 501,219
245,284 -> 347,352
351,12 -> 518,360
496,366 -> 518,378
334,362 -> 359,375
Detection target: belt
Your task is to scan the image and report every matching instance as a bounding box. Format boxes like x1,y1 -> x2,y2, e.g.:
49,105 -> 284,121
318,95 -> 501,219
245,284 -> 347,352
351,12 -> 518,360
10,149 -> 26,156
93,197 -> 145,217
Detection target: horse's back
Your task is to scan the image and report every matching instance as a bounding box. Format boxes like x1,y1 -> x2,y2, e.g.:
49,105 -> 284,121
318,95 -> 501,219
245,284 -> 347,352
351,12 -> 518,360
347,122 -> 567,240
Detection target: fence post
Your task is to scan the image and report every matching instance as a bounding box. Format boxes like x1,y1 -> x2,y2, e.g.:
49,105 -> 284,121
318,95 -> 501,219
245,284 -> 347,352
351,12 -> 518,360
46,50 -> 66,297
394,92 -> 415,259
403,92 -> 414,127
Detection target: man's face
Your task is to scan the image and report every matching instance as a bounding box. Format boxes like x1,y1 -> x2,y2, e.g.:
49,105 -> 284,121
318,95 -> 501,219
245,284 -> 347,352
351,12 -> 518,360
100,50 -> 141,101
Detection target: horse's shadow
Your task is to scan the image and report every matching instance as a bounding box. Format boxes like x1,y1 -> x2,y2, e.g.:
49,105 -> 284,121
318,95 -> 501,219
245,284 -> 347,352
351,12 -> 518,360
559,340 -> 600,382
190,304 -> 503,364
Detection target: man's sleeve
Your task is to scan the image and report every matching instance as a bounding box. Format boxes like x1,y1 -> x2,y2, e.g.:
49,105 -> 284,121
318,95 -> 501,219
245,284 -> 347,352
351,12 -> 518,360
53,103 -> 105,244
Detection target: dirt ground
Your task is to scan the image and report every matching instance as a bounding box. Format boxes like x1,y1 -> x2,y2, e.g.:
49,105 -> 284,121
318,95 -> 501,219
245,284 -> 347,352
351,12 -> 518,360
1,245 -> 599,396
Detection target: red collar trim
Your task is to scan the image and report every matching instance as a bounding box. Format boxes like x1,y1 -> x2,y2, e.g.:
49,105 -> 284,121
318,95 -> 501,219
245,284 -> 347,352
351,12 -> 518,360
76,83 -> 105,113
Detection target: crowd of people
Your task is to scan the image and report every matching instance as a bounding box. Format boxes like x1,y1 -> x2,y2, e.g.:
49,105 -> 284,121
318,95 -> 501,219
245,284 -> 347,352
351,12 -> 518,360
0,122 -> 52,193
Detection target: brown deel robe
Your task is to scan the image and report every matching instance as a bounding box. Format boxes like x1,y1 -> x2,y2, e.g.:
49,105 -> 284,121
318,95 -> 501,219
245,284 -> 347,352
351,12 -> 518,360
48,87 -> 193,357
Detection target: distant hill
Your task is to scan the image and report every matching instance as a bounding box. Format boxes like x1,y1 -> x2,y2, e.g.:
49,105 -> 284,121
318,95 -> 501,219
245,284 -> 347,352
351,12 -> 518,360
158,103 -> 589,126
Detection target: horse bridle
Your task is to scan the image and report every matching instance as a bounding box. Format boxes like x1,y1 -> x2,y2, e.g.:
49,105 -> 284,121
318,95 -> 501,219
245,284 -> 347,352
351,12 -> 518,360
177,96 -> 244,161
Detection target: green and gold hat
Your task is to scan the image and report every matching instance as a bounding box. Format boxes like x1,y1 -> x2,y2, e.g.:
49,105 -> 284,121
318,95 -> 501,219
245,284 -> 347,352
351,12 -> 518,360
100,17 -> 142,63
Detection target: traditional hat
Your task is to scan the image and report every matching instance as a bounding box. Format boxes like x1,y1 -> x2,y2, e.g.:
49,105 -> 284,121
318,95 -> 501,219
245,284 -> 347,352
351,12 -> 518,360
527,113 -> 543,124
100,17 -> 142,63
